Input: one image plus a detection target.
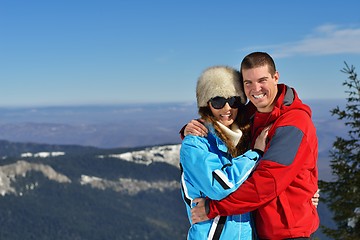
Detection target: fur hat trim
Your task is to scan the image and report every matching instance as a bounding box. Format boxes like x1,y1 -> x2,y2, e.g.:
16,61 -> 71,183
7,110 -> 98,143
196,66 -> 246,107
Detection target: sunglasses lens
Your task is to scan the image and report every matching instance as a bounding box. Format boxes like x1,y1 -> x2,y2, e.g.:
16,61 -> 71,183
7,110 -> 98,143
228,97 -> 241,108
227,97 -> 236,108
210,97 -> 227,109
209,97 -> 241,109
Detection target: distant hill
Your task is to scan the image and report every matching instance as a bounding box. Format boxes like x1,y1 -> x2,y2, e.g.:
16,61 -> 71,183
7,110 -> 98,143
0,140 -> 336,239
0,141 -> 188,239
0,103 -> 198,148
0,101 -> 347,182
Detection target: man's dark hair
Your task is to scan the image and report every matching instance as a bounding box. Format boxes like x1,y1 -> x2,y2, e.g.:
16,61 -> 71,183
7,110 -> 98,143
240,52 -> 276,76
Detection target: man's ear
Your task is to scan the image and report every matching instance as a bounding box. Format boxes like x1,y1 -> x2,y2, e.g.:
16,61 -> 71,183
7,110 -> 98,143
274,71 -> 280,84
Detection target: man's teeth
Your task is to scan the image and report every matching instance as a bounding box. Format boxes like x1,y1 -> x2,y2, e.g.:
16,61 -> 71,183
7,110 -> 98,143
253,94 -> 265,99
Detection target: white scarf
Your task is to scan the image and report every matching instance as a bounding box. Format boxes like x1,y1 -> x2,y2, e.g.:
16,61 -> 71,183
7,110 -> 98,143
216,121 -> 243,147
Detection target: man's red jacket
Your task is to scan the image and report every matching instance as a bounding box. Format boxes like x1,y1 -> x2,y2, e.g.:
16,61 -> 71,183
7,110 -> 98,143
207,84 -> 319,239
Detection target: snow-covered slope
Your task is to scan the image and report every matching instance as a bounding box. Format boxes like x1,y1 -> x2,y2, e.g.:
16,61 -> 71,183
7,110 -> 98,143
98,144 -> 181,168
0,144 -> 181,196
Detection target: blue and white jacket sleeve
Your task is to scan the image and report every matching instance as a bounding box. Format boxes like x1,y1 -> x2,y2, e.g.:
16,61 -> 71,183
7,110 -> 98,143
180,135 -> 260,201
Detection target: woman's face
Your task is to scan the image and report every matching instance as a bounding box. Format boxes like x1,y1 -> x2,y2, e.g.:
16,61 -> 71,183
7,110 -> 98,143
209,102 -> 238,127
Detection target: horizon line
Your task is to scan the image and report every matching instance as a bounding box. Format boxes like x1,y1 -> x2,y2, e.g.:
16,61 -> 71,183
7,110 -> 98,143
0,98 -> 347,109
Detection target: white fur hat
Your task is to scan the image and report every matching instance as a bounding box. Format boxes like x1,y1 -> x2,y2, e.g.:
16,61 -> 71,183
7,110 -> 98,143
196,66 -> 246,107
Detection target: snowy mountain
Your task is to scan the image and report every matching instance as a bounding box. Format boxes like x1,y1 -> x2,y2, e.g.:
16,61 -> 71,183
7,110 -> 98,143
0,145 -> 181,197
98,144 -> 181,167
0,141 -> 337,239
0,142 -> 187,240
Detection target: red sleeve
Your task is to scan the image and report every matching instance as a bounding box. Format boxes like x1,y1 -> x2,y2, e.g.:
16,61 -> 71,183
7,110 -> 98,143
208,160 -> 278,218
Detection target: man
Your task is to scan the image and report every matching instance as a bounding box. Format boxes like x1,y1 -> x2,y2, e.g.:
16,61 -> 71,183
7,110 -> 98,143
189,52 -> 319,239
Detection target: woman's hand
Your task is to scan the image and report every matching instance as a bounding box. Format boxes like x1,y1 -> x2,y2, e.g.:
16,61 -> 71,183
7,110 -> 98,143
254,125 -> 271,151
184,119 -> 208,137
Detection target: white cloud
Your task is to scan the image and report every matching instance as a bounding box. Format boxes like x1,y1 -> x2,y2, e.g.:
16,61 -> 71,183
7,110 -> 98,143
245,24 -> 360,58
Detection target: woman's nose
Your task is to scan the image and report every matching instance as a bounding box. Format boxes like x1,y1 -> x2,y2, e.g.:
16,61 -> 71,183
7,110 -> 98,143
223,102 -> 231,110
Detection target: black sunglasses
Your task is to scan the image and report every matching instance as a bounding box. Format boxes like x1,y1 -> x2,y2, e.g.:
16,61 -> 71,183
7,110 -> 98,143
209,96 -> 242,109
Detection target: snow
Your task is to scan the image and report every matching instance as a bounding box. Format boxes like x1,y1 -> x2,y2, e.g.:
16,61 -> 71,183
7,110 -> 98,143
0,160 -> 71,196
21,151 -> 66,158
348,207 -> 360,228
98,144 -> 181,168
80,174 -> 178,195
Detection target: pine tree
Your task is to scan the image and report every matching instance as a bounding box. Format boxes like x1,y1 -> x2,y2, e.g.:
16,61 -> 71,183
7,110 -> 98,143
319,62 -> 360,239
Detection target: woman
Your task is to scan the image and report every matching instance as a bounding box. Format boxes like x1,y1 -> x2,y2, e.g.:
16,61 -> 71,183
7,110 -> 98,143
180,66 -> 268,239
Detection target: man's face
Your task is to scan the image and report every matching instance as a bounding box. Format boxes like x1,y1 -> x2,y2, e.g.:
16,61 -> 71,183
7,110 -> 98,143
242,65 -> 279,113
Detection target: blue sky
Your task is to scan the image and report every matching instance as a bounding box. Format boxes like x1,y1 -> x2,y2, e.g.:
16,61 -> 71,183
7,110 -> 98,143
1,0 -> 360,107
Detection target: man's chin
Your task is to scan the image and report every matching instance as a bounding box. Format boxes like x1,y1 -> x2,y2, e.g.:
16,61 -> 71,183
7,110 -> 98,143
251,99 -> 266,107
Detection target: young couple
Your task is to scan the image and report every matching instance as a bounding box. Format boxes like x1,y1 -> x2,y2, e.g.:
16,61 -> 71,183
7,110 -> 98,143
180,52 -> 319,239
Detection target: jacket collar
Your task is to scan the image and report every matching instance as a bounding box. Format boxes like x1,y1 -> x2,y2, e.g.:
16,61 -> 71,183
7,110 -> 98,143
207,123 -> 243,153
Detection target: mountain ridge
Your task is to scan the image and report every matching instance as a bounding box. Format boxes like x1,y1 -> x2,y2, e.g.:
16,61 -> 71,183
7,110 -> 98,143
0,100 -> 346,149
0,141 -> 188,239
0,140 -> 334,239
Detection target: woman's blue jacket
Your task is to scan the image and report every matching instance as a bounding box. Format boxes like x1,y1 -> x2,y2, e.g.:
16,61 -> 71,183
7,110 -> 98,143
180,125 -> 260,240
